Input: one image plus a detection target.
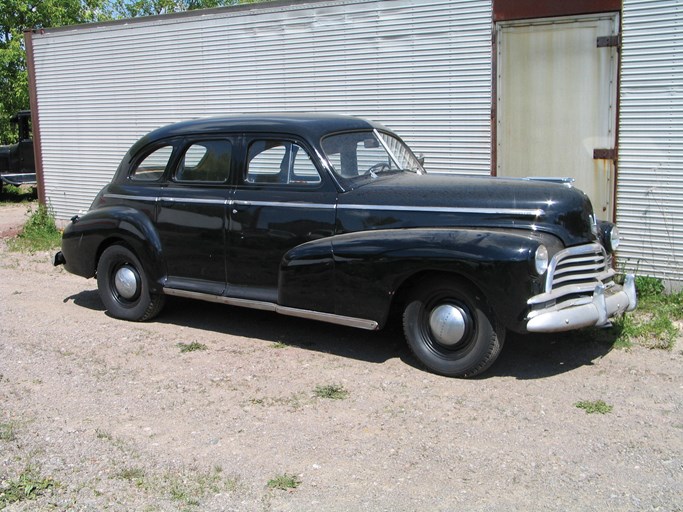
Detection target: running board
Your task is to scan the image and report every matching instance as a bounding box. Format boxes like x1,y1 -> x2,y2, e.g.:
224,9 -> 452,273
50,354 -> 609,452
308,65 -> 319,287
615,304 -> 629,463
163,287 -> 380,331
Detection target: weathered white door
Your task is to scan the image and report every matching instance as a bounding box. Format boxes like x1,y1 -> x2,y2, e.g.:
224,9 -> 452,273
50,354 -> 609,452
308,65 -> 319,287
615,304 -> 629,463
496,14 -> 619,219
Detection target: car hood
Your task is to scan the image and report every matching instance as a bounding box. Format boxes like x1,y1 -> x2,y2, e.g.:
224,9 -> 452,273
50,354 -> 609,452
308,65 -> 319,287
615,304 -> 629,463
336,173 -> 597,247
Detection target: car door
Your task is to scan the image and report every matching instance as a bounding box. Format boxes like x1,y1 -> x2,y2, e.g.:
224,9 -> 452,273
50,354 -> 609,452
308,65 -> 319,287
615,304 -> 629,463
156,137 -> 235,295
228,136 -> 337,303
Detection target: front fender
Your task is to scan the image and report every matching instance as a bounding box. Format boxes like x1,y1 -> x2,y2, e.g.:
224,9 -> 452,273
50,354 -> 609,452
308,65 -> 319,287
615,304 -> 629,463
282,228 -> 548,330
61,206 -> 165,291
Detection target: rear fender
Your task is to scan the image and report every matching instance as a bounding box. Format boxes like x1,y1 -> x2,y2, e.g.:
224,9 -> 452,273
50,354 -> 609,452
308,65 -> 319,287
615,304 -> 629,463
61,206 -> 165,292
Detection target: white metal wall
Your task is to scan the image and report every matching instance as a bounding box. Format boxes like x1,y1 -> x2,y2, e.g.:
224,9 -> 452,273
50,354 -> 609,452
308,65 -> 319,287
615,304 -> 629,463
30,0 -> 492,220
618,0 -> 683,286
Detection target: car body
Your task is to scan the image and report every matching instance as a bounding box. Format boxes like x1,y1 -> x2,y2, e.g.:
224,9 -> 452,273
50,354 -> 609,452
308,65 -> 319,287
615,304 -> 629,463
54,114 -> 636,377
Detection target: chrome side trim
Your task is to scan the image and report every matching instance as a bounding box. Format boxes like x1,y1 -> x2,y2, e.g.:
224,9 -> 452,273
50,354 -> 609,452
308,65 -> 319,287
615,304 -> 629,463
104,193 -> 158,202
159,197 -> 228,205
338,204 -> 544,217
233,199 -> 336,209
163,287 -> 379,330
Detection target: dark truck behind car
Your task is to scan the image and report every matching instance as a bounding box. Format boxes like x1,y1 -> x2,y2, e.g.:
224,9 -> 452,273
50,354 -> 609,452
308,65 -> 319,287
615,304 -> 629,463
0,110 -> 37,192
54,114 -> 637,377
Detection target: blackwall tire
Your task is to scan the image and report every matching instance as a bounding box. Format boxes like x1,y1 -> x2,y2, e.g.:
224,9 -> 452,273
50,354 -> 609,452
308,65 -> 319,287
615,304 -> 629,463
96,244 -> 165,321
402,277 -> 504,378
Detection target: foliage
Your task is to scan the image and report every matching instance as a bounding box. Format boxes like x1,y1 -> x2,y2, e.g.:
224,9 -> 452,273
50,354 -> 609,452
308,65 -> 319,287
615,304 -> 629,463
0,467 -> 55,507
0,183 -> 37,203
615,276 -> 683,351
109,0 -> 244,18
0,1 -> 265,144
0,422 -> 16,442
575,400 -> 613,414
0,0 -> 110,144
314,384 -> 349,400
267,473 -> 300,491
7,203 -> 61,252
178,341 -> 207,353
635,275 -> 665,298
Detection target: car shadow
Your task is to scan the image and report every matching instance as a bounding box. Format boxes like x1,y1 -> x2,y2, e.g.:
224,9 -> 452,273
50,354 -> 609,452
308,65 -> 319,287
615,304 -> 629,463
480,329 -> 617,380
65,292 -> 618,379
64,289 -> 106,311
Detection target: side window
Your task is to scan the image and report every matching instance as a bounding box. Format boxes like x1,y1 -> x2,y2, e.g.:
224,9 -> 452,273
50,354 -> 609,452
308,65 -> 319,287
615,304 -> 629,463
246,141 -> 321,186
130,146 -> 173,181
175,140 -> 232,183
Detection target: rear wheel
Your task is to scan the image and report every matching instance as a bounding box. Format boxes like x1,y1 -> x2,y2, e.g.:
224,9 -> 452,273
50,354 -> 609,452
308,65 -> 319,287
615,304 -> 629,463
402,277 -> 504,378
96,244 -> 165,321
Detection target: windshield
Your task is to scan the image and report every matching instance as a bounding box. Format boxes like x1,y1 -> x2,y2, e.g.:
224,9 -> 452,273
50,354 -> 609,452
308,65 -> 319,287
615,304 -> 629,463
321,129 -> 425,181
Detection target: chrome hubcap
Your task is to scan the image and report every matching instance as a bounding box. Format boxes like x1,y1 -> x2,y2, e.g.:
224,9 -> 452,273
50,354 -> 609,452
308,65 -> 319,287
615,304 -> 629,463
429,304 -> 467,346
114,266 -> 139,300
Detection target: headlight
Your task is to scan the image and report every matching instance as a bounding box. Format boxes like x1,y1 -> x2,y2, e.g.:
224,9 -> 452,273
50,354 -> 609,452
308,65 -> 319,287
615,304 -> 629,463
600,223 -> 620,252
609,226 -> 620,251
534,245 -> 549,275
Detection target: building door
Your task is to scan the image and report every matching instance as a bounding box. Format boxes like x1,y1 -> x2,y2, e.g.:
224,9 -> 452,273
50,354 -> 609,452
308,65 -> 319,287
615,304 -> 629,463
496,14 -> 619,220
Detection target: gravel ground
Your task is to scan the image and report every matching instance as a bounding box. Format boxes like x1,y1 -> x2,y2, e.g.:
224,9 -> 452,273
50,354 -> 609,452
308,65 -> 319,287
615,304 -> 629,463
1,204 -> 682,511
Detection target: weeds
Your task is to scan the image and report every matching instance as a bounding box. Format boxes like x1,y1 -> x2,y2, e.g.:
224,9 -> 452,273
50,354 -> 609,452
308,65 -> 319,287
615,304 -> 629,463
178,342 -> 207,353
0,184 -> 37,203
575,400 -> 613,414
267,473 -> 300,491
0,422 -> 16,442
314,384 -> 349,400
612,275 -> 683,351
7,204 -> 61,252
0,466 -> 56,507
116,467 -> 146,486
164,466 -> 235,507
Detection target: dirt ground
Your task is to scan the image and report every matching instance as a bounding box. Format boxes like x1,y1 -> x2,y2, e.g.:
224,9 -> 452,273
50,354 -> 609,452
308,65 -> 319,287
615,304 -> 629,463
1,203 -> 682,511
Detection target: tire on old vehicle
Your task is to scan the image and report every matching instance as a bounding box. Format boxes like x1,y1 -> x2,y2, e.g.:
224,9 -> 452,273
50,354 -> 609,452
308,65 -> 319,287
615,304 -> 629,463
96,244 -> 165,321
402,276 -> 505,378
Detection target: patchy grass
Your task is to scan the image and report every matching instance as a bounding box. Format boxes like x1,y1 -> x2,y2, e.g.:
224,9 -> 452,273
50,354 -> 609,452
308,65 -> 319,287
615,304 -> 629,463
575,400 -> 613,414
0,466 -> 56,507
0,421 -> 17,442
271,341 -> 288,349
7,204 -> 61,252
267,473 -> 301,491
248,393 -> 306,411
115,467 -> 146,487
314,384 -> 349,400
177,341 -> 208,353
0,184 -> 37,203
164,466 -> 237,507
610,276 -> 683,351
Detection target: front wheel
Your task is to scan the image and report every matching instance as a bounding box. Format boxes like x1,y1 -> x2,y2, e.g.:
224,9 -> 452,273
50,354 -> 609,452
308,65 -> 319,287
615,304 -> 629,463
402,277 -> 504,378
96,244 -> 165,321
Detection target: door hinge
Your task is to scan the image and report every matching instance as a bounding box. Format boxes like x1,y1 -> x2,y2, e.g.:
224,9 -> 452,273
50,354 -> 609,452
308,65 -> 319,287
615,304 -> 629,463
597,34 -> 621,48
593,148 -> 617,160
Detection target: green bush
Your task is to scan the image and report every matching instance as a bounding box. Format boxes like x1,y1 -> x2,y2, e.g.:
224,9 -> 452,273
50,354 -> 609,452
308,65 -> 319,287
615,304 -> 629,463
7,204 -> 61,252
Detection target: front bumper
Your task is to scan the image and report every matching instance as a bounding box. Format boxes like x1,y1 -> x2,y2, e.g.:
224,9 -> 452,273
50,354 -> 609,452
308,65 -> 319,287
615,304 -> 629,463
526,274 -> 637,333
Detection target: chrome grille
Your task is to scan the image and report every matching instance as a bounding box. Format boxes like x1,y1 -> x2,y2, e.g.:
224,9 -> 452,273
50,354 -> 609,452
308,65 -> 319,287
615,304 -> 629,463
529,243 -> 615,306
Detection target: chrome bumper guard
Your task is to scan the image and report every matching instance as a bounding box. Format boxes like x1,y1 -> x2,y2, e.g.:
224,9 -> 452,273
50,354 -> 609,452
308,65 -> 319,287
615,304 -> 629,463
526,274 -> 637,333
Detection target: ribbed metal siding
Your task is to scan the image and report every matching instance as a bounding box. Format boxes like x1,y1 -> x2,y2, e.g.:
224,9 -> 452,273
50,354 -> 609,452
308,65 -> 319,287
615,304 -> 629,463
30,0 -> 492,220
618,0 -> 683,285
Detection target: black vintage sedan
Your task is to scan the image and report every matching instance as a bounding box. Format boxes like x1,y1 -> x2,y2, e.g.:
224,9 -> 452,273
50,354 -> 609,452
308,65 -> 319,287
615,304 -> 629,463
54,114 -> 636,377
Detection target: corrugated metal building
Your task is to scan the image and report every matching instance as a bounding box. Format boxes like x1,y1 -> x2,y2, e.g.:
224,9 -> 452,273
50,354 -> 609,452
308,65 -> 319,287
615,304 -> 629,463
25,0 -> 683,286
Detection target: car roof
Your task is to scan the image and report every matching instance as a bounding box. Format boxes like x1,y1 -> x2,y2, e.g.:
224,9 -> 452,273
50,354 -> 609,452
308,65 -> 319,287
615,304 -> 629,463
131,113 -> 389,153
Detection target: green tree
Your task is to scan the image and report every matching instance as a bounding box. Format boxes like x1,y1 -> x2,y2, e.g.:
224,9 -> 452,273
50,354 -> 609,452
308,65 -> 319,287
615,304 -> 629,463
109,0 -> 243,18
0,0 -> 108,143
1,1 -> 264,144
